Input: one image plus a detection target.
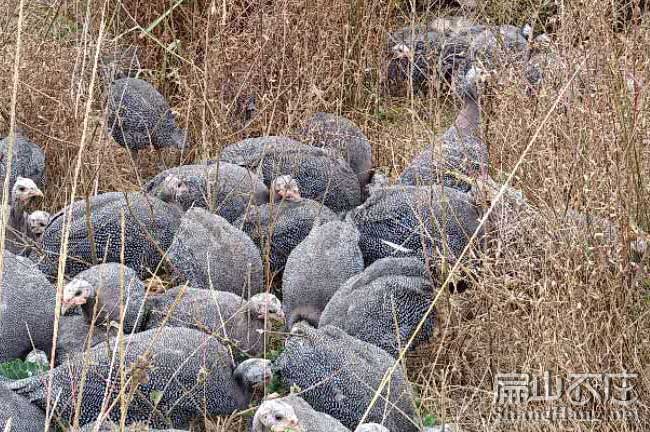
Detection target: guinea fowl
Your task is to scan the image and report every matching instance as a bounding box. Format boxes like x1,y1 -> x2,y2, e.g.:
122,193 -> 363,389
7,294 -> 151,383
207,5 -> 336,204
54,311 -> 115,367
0,132 -> 46,191
0,382 -> 47,432
39,192 -> 182,279
347,184 -> 482,267
145,287 -> 283,355
235,176 -> 339,274
298,112 -> 373,190
320,257 -> 437,357
166,208 -> 264,296
282,220 -> 364,328
220,136 -> 362,213
2,327 -> 250,428
107,77 -> 189,156
148,174 -> 189,205
61,263 -> 149,333
5,177 -> 44,255
144,162 -> 268,222
252,395 -> 350,432
0,251 -> 56,363
273,323 -> 418,431
355,424 -> 391,432
398,66 -> 488,192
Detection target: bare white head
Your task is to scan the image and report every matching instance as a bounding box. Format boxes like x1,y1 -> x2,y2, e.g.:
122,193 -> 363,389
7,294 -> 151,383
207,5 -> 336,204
62,278 -> 94,314
252,398 -> 302,432
155,175 -> 189,203
355,424 -> 391,432
391,43 -> 411,59
234,358 -> 273,388
11,177 -> 43,207
27,210 -> 50,240
271,175 -> 301,202
249,293 -> 285,322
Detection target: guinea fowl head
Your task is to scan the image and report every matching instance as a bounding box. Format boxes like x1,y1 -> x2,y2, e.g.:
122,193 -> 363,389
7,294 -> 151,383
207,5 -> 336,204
234,358 -> 273,388
460,66 -> 489,102
249,293 -> 285,322
252,398 -> 302,432
27,210 -> 51,240
11,177 -> 43,208
154,175 -> 189,204
62,279 -> 95,314
271,175 -> 301,202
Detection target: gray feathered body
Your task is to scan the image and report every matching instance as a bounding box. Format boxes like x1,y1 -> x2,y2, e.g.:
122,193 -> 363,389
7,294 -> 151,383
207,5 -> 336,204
220,137 -> 362,213
282,221 -> 364,327
273,324 -> 418,431
0,134 -> 46,190
7,327 -> 249,428
144,163 -> 268,222
108,78 -> 186,151
320,257 -> 436,356
54,312 -> 115,366
0,383 -> 46,432
74,263 -> 149,333
0,251 -> 55,363
167,208 -> 264,296
299,113 -> 373,189
39,192 -> 182,279
146,287 -> 266,355
235,199 -> 338,274
347,185 -> 482,266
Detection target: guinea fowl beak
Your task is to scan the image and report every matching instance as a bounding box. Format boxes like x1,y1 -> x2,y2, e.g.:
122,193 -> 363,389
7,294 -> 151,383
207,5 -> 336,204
28,187 -> 44,200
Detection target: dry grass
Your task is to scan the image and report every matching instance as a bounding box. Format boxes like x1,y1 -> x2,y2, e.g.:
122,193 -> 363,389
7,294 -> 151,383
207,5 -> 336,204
1,0 -> 649,430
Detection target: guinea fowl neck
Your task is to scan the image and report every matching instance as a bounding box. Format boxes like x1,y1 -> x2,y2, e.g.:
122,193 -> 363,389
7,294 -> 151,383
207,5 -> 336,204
454,93 -> 481,137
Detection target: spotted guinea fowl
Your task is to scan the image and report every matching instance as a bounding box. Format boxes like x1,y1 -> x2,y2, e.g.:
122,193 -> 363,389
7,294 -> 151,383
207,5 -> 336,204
27,210 -> 50,242
320,257 -> 436,357
0,251 -> 55,363
39,192 -> 182,279
272,323 -> 418,431
347,185 -> 482,267
355,424 -> 391,432
5,177 -> 44,255
107,77 -> 189,155
2,327 -> 250,428
220,136 -> 362,213
166,208 -> 264,296
252,395 -> 350,432
282,220 -> 364,328
399,66 -> 488,192
61,263 -> 149,333
0,382 -> 46,432
144,162 -> 268,222
145,287 -> 283,355
298,113 -> 373,190
235,178 -> 339,274
0,132 -> 46,190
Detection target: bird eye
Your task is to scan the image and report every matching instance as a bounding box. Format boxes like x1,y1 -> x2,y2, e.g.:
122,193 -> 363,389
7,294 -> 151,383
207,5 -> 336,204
74,290 -> 82,297
274,414 -> 283,421
18,187 -> 25,192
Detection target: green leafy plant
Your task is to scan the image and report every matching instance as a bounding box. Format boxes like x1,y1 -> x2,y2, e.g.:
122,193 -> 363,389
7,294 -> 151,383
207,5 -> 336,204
0,359 -> 48,380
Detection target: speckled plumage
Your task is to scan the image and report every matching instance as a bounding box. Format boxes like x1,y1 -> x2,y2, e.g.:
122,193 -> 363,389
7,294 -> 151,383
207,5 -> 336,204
146,287 -> 270,355
299,113 -> 373,189
0,133 -> 46,190
220,136 -> 362,213
320,257 -> 436,356
144,163 -> 268,222
273,324 -> 418,431
282,221 -> 364,327
67,263 -> 149,333
0,251 -> 55,363
0,383 -> 46,432
108,78 -> 187,151
347,185 -> 482,266
252,395 -> 350,432
167,208 -> 264,296
355,424 -> 390,432
39,192 -> 182,279
6,327 -> 249,428
80,420 -> 186,432
235,199 -> 339,274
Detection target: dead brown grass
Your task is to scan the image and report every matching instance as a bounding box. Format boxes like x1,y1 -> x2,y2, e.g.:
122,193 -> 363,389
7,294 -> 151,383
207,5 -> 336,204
1,0 -> 649,430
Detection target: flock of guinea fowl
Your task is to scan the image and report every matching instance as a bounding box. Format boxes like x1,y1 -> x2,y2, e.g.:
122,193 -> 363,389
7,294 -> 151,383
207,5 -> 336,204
0,14 -> 644,432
